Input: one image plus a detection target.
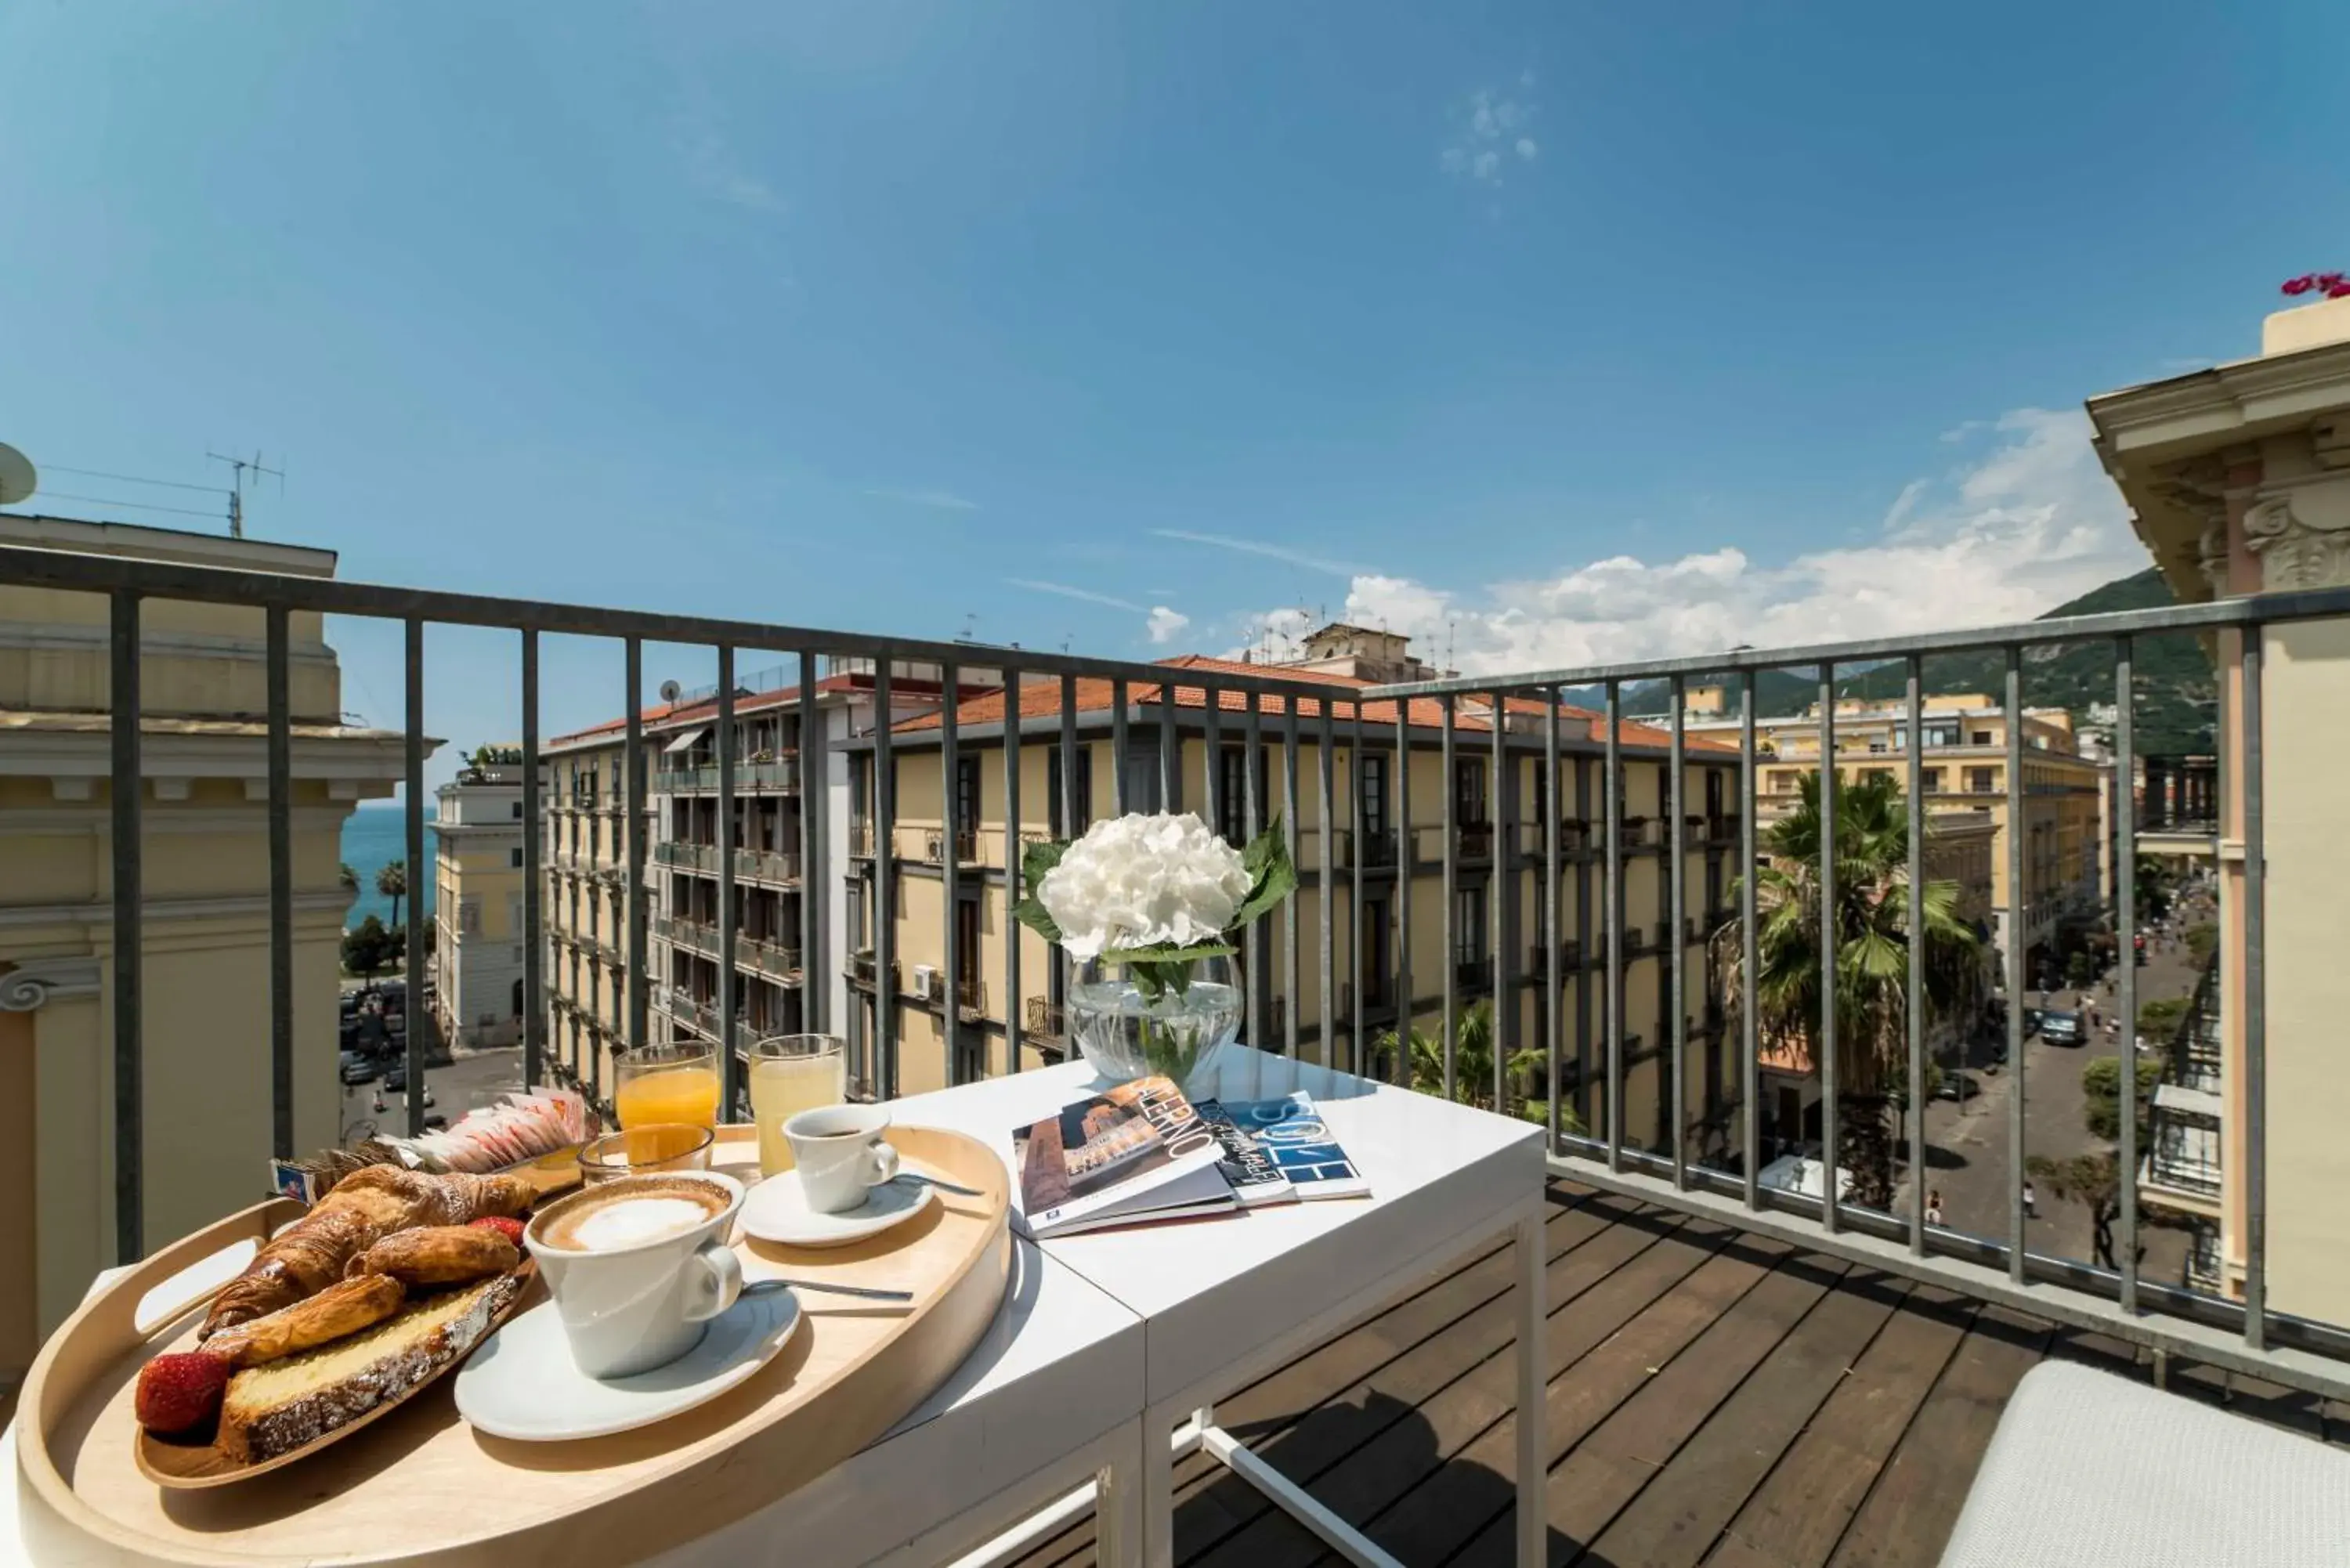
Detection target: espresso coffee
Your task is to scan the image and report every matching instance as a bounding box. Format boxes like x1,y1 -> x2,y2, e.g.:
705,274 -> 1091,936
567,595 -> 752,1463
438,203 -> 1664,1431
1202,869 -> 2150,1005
535,1176 -> 730,1253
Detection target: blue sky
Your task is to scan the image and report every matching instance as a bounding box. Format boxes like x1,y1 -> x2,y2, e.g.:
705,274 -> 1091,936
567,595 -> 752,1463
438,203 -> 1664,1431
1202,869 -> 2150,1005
4,2 -> 2345,789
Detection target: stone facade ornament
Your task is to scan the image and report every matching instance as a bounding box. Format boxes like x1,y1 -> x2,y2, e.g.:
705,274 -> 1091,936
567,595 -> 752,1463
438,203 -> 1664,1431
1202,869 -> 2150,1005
2244,485 -> 2350,592
0,956 -> 103,1012
2196,522 -> 2232,598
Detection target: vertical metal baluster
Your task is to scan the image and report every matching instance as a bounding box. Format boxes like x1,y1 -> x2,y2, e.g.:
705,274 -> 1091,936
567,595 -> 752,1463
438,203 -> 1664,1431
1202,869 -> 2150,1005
716,648 -> 739,1116
1391,695 -> 1411,1086
2005,647 -> 2026,1281
942,659 -> 963,1086
2243,628 -> 2268,1350
1350,702 -> 1367,1082
1441,694 -> 1459,1103
1159,676 -> 1180,814
1906,656 -> 1925,1252
1741,673 -> 1759,1211
1243,692 -> 1266,1054
1060,673 -> 1081,1055
1546,690 -> 1563,1154
1605,681 -> 1623,1171
265,605 -> 294,1159
1819,664 -> 1838,1233
110,590 -> 143,1263
1203,680 -> 1223,840
1489,688 -> 1508,1108
798,652 -> 823,1038
1319,698 -> 1338,1073
1003,665 -> 1023,1075
2114,637 -> 2138,1309
405,619 -> 428,1138
875,661 -> 898,1100
522,631 -> 543,1092
1112,679 -> 1128,818
625,639 -> 649,1068
1670,676 -> 1687,1190
1284,699 -> 1301,1059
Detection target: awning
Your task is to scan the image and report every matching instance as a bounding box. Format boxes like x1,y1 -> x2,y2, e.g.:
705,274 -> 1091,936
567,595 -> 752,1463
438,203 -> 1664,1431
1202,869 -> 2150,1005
2155,1082 -> 2223,1119
662,727 -> 708,755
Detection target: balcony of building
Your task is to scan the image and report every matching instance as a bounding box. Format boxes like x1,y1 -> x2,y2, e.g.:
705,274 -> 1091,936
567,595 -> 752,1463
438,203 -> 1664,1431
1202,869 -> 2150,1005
655,750 -> 801,795
20,543 -> 2350,1568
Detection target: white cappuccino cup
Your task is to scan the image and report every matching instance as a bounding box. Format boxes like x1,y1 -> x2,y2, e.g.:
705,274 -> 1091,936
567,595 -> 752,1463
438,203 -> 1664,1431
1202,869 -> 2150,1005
524,1170 -> 745,1379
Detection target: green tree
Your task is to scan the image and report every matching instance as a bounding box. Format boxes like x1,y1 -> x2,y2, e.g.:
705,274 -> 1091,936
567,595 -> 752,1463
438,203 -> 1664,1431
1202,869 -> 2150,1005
376,858 -> 408,931
2081,1054 -> 2163,1143
342,915 -> 392,980
2137,995 -> 2189,1041
338,862 -> 359,896
1709,772 -> 1986,1210
2134,855 -> 2177,923
2065,950 -> 2095,988
2184,922 -> 2218,964
1375,999 -> 1549,1116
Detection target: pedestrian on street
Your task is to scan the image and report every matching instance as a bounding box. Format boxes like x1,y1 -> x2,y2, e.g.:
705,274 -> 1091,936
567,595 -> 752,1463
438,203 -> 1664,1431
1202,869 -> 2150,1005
2023,1180 -> 2037,1219
2089,1005 -> 2101,1033
1926,1190 -> 1945,1228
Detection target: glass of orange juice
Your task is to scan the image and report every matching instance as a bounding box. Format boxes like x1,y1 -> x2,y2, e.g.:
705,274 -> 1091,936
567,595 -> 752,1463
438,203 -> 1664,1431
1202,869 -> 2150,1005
613,1044 -> 721,1130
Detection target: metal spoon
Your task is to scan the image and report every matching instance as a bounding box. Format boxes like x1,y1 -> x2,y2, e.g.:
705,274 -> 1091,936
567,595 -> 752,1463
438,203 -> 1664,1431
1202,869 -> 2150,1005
891,1171 -> 985,1198
743,1277 -> 913,1303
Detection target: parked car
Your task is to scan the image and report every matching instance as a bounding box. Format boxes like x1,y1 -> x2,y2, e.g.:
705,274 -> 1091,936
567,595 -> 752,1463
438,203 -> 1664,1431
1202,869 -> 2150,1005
1935,1071 -> 1976,1103
384,1063 -> 408,1093
2040,1010 -> 2085,1046
338,1051 -> 380,1085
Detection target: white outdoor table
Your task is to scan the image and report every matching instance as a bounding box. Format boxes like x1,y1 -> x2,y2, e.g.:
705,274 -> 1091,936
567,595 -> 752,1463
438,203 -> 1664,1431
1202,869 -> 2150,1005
1,1239 -> 1148,1568
891,1046 -> 1549,1568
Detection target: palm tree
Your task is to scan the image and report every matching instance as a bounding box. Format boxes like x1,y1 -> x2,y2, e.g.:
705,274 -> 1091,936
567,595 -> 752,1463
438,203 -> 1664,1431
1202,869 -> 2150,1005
377,858 -> 408,931
338,862 -> 359,898
1709,772 -> 1984,1209
1375,999 -> 1567,1125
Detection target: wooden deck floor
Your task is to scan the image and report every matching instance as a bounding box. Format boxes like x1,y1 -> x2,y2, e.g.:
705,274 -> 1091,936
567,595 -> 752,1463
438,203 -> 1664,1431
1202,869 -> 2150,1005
1011,1180 -> 2348,1568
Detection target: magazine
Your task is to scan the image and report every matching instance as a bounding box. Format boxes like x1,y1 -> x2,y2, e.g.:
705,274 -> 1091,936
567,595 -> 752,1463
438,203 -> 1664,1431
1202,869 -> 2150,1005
1191,1098 -> 1298,1208
1013,1075 -> 1235,1237
1211,1092 -> 1370,1200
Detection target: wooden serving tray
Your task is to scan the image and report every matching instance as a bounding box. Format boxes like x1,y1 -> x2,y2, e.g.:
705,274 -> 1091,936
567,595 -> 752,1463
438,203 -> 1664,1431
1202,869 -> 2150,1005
16,1123 -> 1014,1568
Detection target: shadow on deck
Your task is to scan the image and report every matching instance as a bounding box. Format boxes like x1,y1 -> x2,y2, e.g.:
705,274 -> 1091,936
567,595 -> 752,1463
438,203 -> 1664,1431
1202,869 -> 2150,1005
1012,1180 -> 2350,1567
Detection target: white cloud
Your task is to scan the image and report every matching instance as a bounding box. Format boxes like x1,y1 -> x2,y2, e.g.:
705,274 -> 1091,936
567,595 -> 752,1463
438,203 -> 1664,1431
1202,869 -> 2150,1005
674,96 -> 786,215
862,486 -> 980,512
1441,85 -> 1538,187
1146,606 -> 1191,645
1007,578 -> 1144,612
1150,528 -> 1360,577
1232,408 -> 2145,676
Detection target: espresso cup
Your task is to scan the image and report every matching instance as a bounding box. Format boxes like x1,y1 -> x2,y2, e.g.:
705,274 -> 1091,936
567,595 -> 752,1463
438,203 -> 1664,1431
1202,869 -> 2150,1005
524,1171 -> 745,1379
783,1104 -> 901,1215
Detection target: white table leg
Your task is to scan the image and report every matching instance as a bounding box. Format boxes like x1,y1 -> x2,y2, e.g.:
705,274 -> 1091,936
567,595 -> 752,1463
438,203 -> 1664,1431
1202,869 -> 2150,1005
1514,1208 -> 1547,1566
1138,1405 -> 1176,1568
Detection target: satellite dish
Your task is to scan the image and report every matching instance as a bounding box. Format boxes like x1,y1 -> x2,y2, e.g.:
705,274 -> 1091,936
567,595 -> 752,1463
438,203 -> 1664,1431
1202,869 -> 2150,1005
658,680 -> 683,703
0,443 -> 37,508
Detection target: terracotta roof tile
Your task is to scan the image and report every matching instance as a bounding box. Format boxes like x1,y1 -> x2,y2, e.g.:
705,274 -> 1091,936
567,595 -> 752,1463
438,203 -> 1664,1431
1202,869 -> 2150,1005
890,654 -> 1733,754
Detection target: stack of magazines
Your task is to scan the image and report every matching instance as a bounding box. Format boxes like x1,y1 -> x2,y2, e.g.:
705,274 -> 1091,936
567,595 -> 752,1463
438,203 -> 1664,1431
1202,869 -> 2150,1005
1013,1075 -> 1369,1239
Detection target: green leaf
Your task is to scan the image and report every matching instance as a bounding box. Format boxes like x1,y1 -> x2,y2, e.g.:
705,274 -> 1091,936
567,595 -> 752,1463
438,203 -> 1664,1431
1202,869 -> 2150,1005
1013,839 -> 1073,942
1102,941 -> 1237,966
1230,818 -> 1298,930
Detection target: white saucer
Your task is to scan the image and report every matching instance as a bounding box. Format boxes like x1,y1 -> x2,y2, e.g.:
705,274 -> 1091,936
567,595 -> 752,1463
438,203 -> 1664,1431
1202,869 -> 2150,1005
739,1170 -> 936,1248
455,1286 -> 801,1442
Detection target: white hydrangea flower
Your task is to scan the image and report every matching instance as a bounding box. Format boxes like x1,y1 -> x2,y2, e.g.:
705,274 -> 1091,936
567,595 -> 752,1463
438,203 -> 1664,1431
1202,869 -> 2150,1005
1037,811 -> 1253,961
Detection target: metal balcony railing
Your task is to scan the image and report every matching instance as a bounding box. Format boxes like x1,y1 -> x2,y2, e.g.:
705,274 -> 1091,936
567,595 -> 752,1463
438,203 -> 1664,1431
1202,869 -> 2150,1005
1025,996 -> 1065,1037
17,537 -> 2350,1400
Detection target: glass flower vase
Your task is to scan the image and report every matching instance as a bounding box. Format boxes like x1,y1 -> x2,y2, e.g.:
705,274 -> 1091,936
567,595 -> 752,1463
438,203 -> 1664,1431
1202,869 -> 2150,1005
1066,952 -> 1242,1090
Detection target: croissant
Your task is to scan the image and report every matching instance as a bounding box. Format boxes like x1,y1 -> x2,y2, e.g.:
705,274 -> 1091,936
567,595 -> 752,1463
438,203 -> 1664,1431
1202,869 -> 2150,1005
204,1274 -> 407,1367
199,1167 -> 537,1339
347,1225 -> 519,1288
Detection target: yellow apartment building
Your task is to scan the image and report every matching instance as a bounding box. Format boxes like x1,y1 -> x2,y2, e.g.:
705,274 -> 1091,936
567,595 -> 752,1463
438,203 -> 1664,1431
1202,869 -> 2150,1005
1672,692 -> 2108,981
2089,290 -> 2350,1318
431,746 -> 532,1050
540,663 -> 953,1115
855,625 -> 1749,1164
0,513 -> 407,1385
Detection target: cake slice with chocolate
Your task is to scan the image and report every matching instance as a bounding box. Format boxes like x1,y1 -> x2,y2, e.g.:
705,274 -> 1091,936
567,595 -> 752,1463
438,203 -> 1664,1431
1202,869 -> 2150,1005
215,1271 -> 522,1464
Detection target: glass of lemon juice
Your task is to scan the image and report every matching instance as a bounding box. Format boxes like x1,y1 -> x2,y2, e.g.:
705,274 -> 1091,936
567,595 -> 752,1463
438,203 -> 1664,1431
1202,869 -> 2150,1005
748,1035 -> 846,1176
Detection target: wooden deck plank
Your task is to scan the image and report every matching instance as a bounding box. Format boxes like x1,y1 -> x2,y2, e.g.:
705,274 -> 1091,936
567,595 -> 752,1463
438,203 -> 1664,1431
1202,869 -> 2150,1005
1703,1284 -> 1979,1568
1574,1268 -> 1914,1568
1824,1304 -> 2052,1568
1367,1230 -> 1807,1566
1186,1213 -> 1752,1568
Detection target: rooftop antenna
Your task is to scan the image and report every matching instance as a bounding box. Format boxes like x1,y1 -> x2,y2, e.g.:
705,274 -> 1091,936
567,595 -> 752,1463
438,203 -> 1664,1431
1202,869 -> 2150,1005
958,612 -> 978,641
206,450 -> 284,538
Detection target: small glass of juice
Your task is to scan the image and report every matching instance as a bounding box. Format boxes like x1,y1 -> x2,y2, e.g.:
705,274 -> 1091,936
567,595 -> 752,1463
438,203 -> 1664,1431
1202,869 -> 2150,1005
747,1035 -> 846,1176
614,1044 -> 721,1130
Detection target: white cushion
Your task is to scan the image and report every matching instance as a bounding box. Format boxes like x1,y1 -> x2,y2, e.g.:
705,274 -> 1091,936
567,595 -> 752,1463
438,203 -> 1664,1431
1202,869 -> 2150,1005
1940,1359 -> 2350,1566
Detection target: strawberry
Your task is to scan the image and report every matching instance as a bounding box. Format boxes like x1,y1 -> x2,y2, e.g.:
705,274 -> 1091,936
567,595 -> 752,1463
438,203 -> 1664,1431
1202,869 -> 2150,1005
135,1351 -> 230,1435
469,1216 -> 526,1247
